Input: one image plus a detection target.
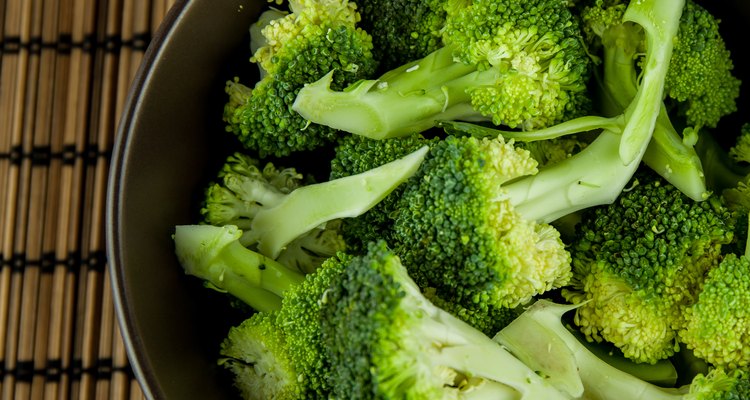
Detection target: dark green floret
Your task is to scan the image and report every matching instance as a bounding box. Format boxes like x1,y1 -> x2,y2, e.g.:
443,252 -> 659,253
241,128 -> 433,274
390,135 -> 572,331
319,241 -> 572,399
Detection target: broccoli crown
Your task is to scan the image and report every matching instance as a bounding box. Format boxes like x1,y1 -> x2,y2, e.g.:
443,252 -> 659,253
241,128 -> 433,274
423,287 -> 521,337
320,241 -> 460,399
679,253 -> 750,370
276,253 -> 350,398
442,0 -> 593,128
688,368 -> 750,400
392,135 -> 572,326
563,171 -> 737,363
219,312 -> 304,400
224,0 -> 378,157
329,133 -> 437,253
355,0 -> 448,70
664,0 -> 741,131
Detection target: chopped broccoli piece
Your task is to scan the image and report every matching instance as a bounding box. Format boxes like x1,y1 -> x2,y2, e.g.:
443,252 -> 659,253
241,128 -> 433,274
679,251 -> 750,370
391,135 -> 572,330
561,171 -> 736,363
223,0 -> 378,157
202,147 -> 428,261
319,241 -> 572,399
219,312 -> 304,400
173,224 -> 304,312
293,0 -> 592,139
494,299 -> 750,400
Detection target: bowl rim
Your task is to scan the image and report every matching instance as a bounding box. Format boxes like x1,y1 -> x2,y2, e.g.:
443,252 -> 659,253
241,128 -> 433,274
105,1 -> 188,398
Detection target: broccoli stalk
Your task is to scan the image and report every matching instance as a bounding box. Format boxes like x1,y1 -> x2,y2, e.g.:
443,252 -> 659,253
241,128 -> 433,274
494,300 -> 750,400
203,146 -> 428,260
173,224 -> 304,312
321,241 -> 573,399
293,0 -> 593,139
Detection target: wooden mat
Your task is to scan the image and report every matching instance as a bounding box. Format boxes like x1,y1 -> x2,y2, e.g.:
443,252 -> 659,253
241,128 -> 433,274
0,0 -> 177,398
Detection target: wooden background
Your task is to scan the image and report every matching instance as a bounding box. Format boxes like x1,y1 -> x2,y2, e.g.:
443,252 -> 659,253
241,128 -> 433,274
0,0 -> 178,398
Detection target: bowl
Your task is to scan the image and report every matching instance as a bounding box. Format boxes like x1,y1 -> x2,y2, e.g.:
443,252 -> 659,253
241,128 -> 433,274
106,1 -> 750,399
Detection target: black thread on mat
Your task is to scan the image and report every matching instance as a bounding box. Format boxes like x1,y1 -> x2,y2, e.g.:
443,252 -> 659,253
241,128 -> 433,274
1,358 -> 135,382
0,146 -> 111,166
0,32 -> 153,54
0,251 -> 107,273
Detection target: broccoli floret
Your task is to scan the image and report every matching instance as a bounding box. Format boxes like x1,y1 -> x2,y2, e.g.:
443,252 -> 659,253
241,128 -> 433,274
494,299 -> 750,400
201,147 -> 427,261
354,0 -> 448,70
219,312 -> 304,400
390,135 -> 572,330
664,0 -> 741,132
293,0 -> 592,139
274,253 -> 350,398
223,0 -> 378,157
561,171 -> 736,363
173,224 -> 305,312
679,251 -> 750,370
319,241 -> 572,399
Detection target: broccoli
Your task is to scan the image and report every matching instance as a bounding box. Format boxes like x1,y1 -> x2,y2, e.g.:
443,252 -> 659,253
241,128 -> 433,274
218,311 -> 304,400
495,0 -> 741,201
201,147 -> 428,262
494,299 -> 750,400
206,234 -> 351,399
354,0 -> 448,70
679,250 -> 750,370
223,0 -> 378,157
389,134 -> 572,332
561,171 -> 737,364
292,0 -> 593,139
319,241 -> 573,399
173,224 -> 304,312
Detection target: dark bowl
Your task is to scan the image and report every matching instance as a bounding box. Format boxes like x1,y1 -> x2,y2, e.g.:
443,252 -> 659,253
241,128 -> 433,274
107,1 -> 750,399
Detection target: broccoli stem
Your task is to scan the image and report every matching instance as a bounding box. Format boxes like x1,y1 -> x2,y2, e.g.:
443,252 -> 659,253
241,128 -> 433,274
393,266 -> 570,400
173,224 -> 304,312
600,29 -> 707,201
292,44 -> 492,139
505,129 -> 638,223
494,300 -> 683,400
617,0 -> 685,165
252,145 -> 429,258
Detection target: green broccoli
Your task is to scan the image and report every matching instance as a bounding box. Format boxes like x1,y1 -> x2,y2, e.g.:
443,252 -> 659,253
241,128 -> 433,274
494,0 -> 740,201
218,311 -> 304,400
679,251 -> 750,370
223,0 -> 378,157
202,230 -> 351,399
173,224 -> 304,312
561,171 -> 737,364
354,0 -> 448,70
319,241 -> 572,399
390,134 -> 572,332
494,299 -> 750,400
292,0 -> 592,139
201,147 -> 427,262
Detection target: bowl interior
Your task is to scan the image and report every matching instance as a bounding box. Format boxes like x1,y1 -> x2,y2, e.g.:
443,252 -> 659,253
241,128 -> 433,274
107,1 -> 750,399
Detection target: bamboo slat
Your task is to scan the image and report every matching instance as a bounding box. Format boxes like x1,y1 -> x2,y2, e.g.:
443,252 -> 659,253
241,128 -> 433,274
0,0 -> 173,397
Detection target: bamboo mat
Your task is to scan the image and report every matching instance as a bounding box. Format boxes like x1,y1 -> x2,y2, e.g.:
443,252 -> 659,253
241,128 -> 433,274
0,0 -> 177,398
